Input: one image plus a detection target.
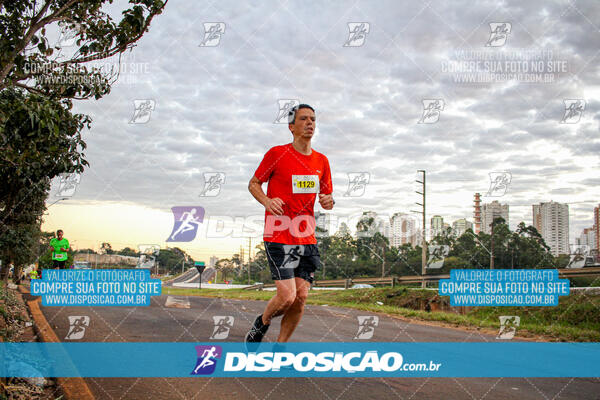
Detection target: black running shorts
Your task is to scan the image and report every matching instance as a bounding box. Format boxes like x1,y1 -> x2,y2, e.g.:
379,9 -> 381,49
52,260 -> 66,269
264,241 -> 320,284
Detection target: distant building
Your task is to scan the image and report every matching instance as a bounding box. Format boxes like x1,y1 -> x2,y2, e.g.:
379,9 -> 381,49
379,219 -> 391,239
430,215 -> 444,239
576,227 -> 596,250
390,213 -> 418,248
335,222 -> 351,237
532,201 -> 570,256
481,200 -> 509,234
473,193 -> 482,234
452,218 -> 473,238
595,204 -> 600,254
209,256 -> 218,268
315,211 -> 331,237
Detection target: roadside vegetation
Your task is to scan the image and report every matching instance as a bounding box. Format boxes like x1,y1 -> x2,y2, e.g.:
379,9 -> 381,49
163,286 -> 600,342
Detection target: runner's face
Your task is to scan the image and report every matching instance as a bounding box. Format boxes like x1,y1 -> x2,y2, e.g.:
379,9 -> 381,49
289,108 -> 315,140
58,231 -> 63,239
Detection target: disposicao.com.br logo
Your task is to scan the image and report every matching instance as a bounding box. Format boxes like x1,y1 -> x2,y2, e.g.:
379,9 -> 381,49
190,345 -> 441,376
224,351 -> 441,373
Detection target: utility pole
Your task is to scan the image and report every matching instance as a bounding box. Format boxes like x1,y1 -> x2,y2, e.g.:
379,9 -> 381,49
248,237 -> 252,261
240,244 -> 248,284
490,221 -> 494,269
181,254 -> 188,275
247,237 -> 252,284
381,246 -> 385,278
415,170 -> 427,288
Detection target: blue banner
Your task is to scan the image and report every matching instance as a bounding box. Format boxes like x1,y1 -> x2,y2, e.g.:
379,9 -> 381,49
439,269 -> 570,306
30,269 -> 161,306
1,342 -> 598,378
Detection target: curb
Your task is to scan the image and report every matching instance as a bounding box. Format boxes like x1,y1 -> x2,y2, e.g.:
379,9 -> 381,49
20,285 -> 96,400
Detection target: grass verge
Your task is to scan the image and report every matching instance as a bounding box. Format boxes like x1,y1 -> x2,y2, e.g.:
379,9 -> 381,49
162,286 -> 600,342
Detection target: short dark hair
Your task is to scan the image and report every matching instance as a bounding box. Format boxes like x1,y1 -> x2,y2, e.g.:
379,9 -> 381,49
288,103 -> 315,124
57,229 -> 63,235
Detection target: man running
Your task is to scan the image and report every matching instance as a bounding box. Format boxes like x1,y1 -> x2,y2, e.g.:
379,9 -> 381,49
246,104 -> 334,343
49,229 -> 71,269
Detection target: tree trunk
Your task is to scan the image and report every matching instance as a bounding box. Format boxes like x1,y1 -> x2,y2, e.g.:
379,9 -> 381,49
0,256 -> 10,284
0,265 -> 7,283
12,264 -> 23,284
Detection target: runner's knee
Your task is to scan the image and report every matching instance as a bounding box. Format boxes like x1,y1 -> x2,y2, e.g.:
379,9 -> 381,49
277,292 -> 296,309
295,290 -> 308,306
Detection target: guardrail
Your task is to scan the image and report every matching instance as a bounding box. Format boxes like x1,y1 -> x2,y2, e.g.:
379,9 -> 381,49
243,267 -> 600,290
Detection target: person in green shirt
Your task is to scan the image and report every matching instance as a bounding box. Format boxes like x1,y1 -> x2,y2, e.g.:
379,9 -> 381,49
29,269 -> 39,280
49,229 -> 71,269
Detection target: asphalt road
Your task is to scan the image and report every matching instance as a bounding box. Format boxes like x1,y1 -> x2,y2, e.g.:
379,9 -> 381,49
40,294 -> 600,400
163,269 -> 198,286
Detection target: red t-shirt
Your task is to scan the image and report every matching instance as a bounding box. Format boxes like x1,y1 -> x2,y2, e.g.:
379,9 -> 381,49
254,143 -> 333,245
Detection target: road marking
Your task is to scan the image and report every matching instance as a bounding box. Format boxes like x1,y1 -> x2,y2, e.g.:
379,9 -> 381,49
165,296 -> 190,309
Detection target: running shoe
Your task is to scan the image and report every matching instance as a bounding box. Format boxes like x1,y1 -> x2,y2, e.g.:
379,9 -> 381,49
245,314 -> 270,343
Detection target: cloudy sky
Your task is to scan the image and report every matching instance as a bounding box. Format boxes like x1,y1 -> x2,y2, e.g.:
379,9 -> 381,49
43,0 -> 600,261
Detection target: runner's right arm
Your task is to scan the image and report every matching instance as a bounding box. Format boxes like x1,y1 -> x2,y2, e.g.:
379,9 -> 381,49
248,176 -> 284,215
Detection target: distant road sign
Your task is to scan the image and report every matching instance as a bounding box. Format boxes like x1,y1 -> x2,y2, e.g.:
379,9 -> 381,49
195,262 -> 206,289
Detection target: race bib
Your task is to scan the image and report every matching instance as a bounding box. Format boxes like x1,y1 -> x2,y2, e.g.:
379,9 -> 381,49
55,253 -> 66,260
292,175 -> 319,194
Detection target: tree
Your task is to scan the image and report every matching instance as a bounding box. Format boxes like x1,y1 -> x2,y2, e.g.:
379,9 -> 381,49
155,247 -> 193,275
513,222 -> 554,268
323,232 -> 357,279
100,242 -> 113,254
489,216 -> 511,268
215,258 -> 235,283
0,0 -> 169,100
391,243 -> 422,276
431,226 -> 455,248
0,1 -> 168,281
316,226 -> 332,279
247,243 -> 272,283
117,247 -> 138,257
75,248 -> 96,254
0,88 -> 90,280
231,253 -> 242,269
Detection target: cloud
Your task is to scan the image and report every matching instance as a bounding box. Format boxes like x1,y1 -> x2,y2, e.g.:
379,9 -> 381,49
55,0 -> 600,248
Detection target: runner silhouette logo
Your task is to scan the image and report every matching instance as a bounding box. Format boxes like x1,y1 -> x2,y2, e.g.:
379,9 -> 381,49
418,99 -> 444,124
486,171 -> 512,197
281,245 -> 305,269
167,206 -> 205,242
344,22 -> 370,47
274,99 -> 299,124
56,172 -> 81,198
199,23 -> 225,47
65,316 -> 90,340
561,99 -> 585,124
191,345 -> 222,375
344,172 -> 370,197
354,316 -> 379,339
497,316 -> 520,340
199,172 -> 226,197
485,22 -> 511,47
210,316 -> 234,339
